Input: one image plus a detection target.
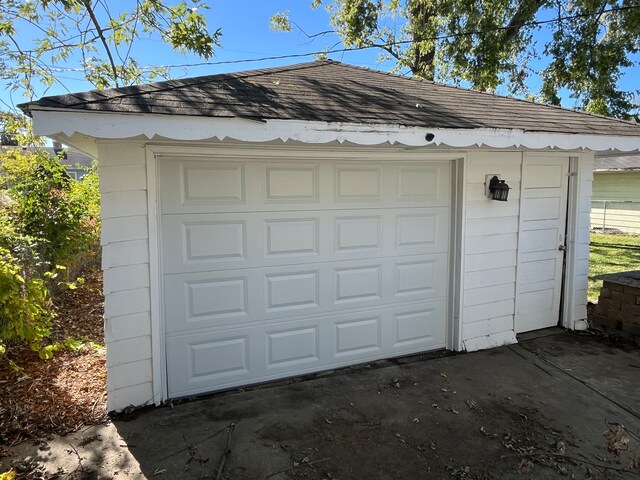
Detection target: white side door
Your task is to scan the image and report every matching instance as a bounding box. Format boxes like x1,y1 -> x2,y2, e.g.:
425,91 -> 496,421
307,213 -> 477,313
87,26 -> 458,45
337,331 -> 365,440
516,155 -> 569,333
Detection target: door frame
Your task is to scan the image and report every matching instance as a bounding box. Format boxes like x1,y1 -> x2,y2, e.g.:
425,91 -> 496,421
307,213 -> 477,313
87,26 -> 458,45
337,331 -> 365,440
145,142 -> 466,403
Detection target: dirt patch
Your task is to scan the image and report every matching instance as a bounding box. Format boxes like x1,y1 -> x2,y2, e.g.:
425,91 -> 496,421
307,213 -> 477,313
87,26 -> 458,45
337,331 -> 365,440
0,269 -> 107,449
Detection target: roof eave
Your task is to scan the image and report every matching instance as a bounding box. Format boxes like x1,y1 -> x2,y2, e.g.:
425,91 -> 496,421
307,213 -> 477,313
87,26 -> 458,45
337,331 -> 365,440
29,108 -> 640,153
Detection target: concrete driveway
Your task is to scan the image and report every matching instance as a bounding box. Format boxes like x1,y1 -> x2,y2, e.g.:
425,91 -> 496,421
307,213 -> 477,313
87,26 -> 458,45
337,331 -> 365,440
4,329 -> 640,479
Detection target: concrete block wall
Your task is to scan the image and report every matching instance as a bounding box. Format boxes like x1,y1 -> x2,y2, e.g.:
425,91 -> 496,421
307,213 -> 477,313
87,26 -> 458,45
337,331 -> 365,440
593,281 -> 640,335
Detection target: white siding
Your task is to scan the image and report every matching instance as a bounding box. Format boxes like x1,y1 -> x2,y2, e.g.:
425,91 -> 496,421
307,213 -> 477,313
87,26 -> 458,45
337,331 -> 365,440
461,151 -> 521,350
592,171 -> 640,201
98,142 -> 155,411
591,171 -> 640,234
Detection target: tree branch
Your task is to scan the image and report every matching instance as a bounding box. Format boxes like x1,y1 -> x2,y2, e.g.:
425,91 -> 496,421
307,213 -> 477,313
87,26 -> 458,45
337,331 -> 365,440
82,0 -> 120,87
502,0 -> 547,46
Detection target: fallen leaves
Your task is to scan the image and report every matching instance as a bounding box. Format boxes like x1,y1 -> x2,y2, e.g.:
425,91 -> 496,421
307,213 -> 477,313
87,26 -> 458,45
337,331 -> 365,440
603,424 -> 630,457
0,269 -> 106,447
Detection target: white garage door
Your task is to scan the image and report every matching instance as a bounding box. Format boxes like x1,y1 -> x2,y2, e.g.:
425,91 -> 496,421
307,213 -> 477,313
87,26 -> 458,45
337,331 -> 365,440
159,154 -> 451,398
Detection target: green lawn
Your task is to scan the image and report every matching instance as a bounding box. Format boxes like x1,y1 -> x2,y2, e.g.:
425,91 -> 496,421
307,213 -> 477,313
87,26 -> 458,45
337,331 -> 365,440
589,233 -> 640,302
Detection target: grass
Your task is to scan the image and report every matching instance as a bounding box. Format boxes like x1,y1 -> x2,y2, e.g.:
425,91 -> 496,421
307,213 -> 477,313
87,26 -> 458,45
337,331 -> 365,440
589,233 -> 640,302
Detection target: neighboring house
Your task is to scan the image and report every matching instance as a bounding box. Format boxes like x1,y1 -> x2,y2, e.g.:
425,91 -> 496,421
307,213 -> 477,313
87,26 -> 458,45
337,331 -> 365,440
590,155 -> 640,234
52,142 -> 95,180
0,143 -> 94,180
20,60 -> 640,411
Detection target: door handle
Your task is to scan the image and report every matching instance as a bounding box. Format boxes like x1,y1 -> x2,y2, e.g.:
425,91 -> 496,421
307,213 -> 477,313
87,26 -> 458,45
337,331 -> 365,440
558,245 -> 566,252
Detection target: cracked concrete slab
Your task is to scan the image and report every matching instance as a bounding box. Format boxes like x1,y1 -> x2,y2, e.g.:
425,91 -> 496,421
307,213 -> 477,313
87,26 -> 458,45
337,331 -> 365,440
2,329 -> 639,479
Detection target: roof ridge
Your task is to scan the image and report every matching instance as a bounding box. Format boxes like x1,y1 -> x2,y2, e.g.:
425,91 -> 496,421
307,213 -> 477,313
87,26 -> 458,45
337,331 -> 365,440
325,60 -> 640,127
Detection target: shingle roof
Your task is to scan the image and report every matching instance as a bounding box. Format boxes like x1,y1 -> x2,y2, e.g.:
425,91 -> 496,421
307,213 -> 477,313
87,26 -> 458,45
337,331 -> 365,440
595,155 -> 640,171
19,60 -> 640,137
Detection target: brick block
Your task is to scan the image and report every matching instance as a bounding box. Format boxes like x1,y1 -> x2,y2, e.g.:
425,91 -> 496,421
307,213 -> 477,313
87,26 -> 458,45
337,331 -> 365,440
590,313 -> 608,324
604,281 -> 624,292
595,298 -> 620,314
611,291 -> 637,304
623,285 -> 640,296
620,302 -> 640,318
590,314 -> 621,330
607,309 -> 637,324
599,287 -> 611,299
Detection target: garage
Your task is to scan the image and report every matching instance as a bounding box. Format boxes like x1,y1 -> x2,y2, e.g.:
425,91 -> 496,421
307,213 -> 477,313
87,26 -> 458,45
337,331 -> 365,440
158,152 -> 452,397
22,59 -> 638,410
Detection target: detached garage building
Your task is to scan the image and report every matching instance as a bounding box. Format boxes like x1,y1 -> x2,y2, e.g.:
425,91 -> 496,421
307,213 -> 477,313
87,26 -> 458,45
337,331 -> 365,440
21,60 -> 640,411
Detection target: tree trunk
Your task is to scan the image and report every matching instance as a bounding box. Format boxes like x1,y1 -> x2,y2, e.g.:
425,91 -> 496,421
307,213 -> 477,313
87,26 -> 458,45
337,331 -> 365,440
408,0 -> 436,80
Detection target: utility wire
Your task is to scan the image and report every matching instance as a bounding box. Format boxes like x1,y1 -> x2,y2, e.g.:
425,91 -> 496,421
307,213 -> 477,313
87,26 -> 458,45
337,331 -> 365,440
23,3 -> 640,74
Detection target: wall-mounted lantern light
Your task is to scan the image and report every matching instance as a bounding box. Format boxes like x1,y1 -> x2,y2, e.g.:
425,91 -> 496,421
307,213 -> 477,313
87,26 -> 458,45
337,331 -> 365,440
485,175 -> 511,202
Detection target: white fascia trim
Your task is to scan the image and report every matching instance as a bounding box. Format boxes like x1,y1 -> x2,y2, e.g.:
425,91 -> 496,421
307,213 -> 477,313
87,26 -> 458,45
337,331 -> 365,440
31,109 -> 640,152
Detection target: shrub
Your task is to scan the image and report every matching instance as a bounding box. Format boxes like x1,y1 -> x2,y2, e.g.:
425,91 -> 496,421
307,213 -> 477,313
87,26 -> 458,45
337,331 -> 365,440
0,150 -> 100,273
0,147 -> 100,358
0,246 -> 53,356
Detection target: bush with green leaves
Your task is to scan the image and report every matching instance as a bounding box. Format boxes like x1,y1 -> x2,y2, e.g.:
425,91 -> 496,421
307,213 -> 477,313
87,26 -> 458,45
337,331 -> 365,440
0,246 -> 53,356
0,147 -> 100,358
0,149 -> 100,273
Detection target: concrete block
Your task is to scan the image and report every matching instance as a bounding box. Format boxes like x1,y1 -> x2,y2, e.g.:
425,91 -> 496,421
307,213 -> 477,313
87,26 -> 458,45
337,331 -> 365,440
611,291 -> 636,304
621,302 -> 640,317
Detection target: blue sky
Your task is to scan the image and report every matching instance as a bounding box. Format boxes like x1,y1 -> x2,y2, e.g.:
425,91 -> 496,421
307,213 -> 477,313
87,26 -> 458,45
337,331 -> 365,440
2,0 -> 638,112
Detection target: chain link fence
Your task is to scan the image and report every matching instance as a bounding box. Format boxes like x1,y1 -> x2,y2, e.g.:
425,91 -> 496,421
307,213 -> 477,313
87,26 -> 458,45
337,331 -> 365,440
591,200 -> 640,234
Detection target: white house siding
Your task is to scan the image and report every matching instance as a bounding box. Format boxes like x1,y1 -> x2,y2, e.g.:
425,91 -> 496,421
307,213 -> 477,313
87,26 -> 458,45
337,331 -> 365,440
590,171 -> 640,234
592,172 -> 640,201
462,151 -> 521,351
99,141 -> 155,411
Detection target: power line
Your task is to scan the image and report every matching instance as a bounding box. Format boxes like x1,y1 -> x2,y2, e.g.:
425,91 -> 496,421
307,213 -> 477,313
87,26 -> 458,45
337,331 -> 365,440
154,3 -> 640,70
16,3 -> 640,74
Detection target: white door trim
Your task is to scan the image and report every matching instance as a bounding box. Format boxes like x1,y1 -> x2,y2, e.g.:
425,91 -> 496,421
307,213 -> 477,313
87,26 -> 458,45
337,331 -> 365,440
145,143 -> 465,403
146,145 -> 166,405
560,154 -> 586,329
449,156 -> 467,351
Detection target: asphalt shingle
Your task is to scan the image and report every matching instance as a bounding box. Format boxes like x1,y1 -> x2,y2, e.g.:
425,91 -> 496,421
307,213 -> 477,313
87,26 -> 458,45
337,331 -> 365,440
19,60 -> 640,137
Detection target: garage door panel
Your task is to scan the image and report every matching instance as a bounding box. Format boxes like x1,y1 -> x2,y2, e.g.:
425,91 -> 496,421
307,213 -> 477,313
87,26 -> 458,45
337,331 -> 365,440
393,260 -> 439,297
334,164 -> 383,201
164,254 -> 447,333
160,158 -> 451,214
266,325 -> 320,369
181,162 -> 246,205
334,215 -> 383,253
166,300 -> 446,398
263,163 -> 319,203
396,165 -> 448,202
334,316 -> 382,357
265,270 -> 320,313
161,155 -> 451,398
162,208 -> 449,274
334,265 -> 382,304
265,218 -> 319,258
